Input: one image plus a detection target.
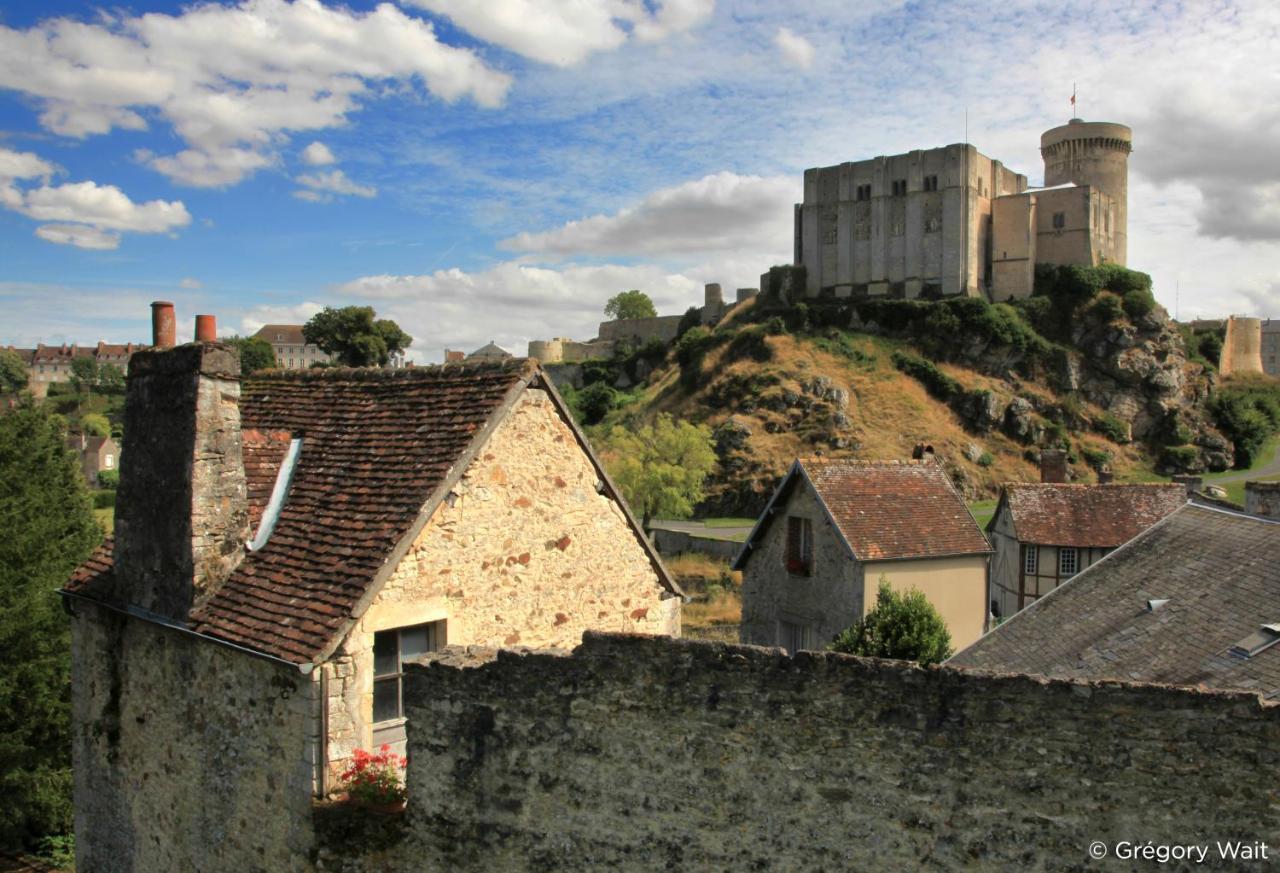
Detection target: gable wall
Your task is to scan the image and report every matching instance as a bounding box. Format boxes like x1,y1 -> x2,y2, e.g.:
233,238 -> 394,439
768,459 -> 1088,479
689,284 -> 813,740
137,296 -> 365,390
324,387 -> 678,773
739,477 -> 862,650
863,554 -> 987,649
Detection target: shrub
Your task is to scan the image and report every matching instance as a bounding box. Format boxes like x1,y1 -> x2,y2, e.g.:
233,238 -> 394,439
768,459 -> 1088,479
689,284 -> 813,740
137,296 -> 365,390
675,306 -> 702,340
1087,291 -> 1125,323
1160,444 -> 1200,472
725,326 -> 773,363
341,746 -> 407,806
92,490 -> 116,509
96,468 -> 120,490
977,452 -> 994,467
1208,379 -> 1280,468
1122,288 -> 1157,319
1094,412 -> 1130,444
1042,420 -> 1067,448
829,579 -> 952,666
675,326 -> 716,390
1081,447 -> 1111,471
891,350 -> 961,400
574,382 -> 618,426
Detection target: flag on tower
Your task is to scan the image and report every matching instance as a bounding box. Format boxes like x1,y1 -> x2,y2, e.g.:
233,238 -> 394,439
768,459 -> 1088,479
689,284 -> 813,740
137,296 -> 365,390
1071,85 -> 1076,108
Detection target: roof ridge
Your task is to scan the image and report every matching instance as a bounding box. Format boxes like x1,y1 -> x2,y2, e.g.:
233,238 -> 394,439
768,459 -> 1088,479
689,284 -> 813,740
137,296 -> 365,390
246,358 -> 539,384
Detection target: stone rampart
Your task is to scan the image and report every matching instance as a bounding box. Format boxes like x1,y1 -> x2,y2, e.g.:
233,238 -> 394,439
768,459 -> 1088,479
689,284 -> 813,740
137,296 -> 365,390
1221,316 -> 1263,376
321,632 -> 1279,872
596,315 -> 683,345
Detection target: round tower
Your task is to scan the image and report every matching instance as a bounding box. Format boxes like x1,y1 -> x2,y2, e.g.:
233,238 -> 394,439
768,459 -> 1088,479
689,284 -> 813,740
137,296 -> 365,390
1040,118 -> 1132,264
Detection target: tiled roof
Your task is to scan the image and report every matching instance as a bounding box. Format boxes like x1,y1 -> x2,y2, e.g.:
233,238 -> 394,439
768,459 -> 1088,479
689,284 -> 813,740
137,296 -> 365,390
253,324 -> 307,344
66,358 -> 674,664
950,504 -> 1280,699
736,459 -> 990,568
995,483 -> 1185,547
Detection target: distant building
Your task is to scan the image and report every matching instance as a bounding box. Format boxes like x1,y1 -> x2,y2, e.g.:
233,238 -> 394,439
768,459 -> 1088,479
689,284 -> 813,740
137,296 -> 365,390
467,341 -> 512,361
67,432 -> 119,487
7,342 -> 143,395
251,325 -> 333,370
952,503 -> 1280,700
1263,319 -> 1280,376
986,482 -> 1186,619
735,458 -> 992,652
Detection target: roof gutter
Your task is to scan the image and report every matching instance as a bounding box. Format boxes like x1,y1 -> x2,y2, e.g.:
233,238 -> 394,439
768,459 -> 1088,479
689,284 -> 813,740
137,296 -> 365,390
59,587 -> 311,674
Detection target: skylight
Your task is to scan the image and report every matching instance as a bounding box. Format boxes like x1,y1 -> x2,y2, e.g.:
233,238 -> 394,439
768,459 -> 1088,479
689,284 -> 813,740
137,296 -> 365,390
1227,624 -> 1280,660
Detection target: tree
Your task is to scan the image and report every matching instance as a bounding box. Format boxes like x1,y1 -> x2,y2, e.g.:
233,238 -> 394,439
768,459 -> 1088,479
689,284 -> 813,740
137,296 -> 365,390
0,399 -> 101,849
574,382 -> 618,426
97,363 -> 125,394
79,413 -> 110,438
0,351 -> 27,394
224,336 -> 277,375
604,290 -> 657,321
69,357 -> 98,394
601,414 -> 716,528
830,579 -> 953,666
302,307 -> 412,367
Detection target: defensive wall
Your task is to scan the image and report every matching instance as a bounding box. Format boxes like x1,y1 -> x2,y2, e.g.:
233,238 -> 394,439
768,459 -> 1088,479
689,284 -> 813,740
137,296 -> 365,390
315,633 -> 1279,872
1221,316 -> 1264,376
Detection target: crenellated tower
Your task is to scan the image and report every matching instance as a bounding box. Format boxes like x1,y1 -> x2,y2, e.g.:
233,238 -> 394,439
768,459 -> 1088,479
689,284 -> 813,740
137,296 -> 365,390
1040,118 -> 1132,264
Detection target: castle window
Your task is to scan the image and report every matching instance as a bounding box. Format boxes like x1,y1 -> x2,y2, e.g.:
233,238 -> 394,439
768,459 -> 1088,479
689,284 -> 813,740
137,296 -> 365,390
374,621 -> 446,724
1052,212 -> 1066,229
923,175 -> 938,192
785,516 -> 813,576
855,184 -> 871,201
892,179 -> 907,197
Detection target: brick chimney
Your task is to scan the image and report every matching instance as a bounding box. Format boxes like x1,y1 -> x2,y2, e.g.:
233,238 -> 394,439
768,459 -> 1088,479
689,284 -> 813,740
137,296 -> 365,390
113,342 -> 248,621
151,301 -> 176,348
1097,466 -> 1114,485
194,314 -> 217,342
1171,474 -> 1202,497
1040,449 -> 1068,483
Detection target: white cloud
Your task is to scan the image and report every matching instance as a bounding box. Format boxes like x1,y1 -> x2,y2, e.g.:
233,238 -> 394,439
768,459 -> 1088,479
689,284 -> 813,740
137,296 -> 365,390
502,171 -> 797,258
0,147 -> 56,181
774,27 -> 814,69
405,0 -> 713,67
238,301 -> 326,335
0,0 -> 513,187
292,189 -> 330,203
295,169 -> 377,199
179,277 -> 202,289
34,224 -> 119,250
301,141 -> 336,166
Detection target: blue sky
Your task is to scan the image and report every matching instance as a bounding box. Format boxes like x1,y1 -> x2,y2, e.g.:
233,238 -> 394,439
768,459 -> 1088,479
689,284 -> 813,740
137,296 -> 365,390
2,0 -> 1278,362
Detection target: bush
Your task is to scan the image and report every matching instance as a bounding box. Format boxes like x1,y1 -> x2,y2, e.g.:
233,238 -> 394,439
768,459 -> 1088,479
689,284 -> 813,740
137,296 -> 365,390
891,350 -> 961,401
675,326 -> 717,390
829,579 -> 952,666
1160,444 -> 1200,472
1122,288 -> 1157,319
675,307 -> 702,340
1087,291 -> 1125,323
92,490 -> 116,508
725,326 -> 773,364
96,468 -> 119,489
1208,379 -> 1280,468
574,382 -> 619,426
1081,447 -> 1111,471
977,452 -> 994,467
1093,412 -> 1130,444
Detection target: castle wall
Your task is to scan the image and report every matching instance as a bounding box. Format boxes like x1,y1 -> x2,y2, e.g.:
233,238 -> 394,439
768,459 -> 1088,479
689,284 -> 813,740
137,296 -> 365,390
1221,316 -> 1264,376
991,192 -> 1036,300
1041,120 -> 1131,264
70,605 -> 316,873
317,633 -> 1279,872
321,387 -> 679,780
596,315 -> 684,345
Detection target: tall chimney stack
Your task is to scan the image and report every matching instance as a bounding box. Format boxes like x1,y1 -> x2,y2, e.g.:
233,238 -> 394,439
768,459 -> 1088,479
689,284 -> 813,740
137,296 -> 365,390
195,314 -> 217,342
1040,449 -> 1068,484
151,301 -> 176,349
113,342 -> 248,621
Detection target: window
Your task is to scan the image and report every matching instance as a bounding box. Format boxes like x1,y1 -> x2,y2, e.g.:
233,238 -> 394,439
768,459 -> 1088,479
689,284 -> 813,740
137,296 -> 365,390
923,174 -> 938,192
104,454 -> 114,468
1023,545 -> 1038,576
779,620 -> 809,655
1058,547 -> 1078,577
785,516 -> 813,576
891,178 -> 907,197
373,621 -> 445,723
855,183 -> 871,201
1052,211 -> 1066,229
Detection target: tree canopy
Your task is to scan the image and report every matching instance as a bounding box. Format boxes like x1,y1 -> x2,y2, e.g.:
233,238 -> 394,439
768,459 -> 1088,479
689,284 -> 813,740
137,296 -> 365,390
302,307 -> 412,367
604,289 -> 657,321
601,414 -> 716,528
224,336 -> 277,375
829,579 -> 953,666
0,350 -> 27,394
0,399 -> 101,849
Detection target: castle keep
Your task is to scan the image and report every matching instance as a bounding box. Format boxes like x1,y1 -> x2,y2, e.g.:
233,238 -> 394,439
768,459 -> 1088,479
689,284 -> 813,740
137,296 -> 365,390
794,118 -> 1130,300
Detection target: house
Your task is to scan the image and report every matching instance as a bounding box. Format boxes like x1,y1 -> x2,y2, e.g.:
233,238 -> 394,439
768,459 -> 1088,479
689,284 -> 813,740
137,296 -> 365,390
468,340 -> 513,361
734,459 -> 991,653
252,323 -> 334,370
951,503 -> 1280,699
986,482 -> 1185,619
62,342 -> 681,823
67,432 -> 119,487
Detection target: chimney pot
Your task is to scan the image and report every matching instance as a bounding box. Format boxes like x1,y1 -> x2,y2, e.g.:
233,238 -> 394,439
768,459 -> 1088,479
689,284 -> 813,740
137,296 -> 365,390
151,301 -> 176,349
195,314 -> 217,342
1040,449 -> 1069,483
1097,466 -> 1114,485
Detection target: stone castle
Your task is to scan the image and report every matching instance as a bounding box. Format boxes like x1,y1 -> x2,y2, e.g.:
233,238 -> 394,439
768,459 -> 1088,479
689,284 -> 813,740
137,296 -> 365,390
792,118 -> 1130,300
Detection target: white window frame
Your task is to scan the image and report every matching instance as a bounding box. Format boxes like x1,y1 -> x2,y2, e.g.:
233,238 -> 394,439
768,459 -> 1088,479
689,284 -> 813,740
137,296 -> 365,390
1059,547 -> 1078,577
1023,545 -> 1038,576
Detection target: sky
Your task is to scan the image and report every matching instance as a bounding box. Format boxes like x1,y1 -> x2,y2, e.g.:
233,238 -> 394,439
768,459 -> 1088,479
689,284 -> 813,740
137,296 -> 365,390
1,0 -> 1278,363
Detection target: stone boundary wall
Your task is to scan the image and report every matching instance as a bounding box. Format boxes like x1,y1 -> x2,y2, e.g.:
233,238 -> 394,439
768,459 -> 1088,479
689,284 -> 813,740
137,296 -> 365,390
321,632 -> 1280,872
649,527 -> 742,560
596,315 -> 683,345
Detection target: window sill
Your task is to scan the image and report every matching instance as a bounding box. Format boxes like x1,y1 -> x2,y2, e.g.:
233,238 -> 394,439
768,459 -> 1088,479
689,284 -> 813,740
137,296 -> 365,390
373,716 -> 408,729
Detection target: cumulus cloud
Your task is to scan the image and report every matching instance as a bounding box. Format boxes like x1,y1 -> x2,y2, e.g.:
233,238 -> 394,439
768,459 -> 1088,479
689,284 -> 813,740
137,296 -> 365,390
501,172 -> 797,258
295,169 -> 377,199
405,0 -> 713,67
0,146 -> 190,249
0,0 -> 513,187
301,142 -> 336,166
774,27 -> 814,69
238,301 -> 326,335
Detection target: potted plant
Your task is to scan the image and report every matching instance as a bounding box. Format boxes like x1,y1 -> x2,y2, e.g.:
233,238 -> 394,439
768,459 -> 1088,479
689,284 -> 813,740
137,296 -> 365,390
339,745 -> 408,813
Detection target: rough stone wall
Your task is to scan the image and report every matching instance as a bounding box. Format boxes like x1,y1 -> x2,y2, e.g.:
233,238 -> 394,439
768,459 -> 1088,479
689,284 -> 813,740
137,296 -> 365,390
596,315 -> 683,345
1245,481 -> 1280,519
71,605 -> 315,873
739,480 -> 862,649
324,387 -> 678,777
317,633 -> 1279,872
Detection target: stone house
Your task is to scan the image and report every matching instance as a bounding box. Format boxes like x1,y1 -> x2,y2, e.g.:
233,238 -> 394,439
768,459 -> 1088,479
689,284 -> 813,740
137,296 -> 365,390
252,323 -> 334,370
986,483 -> 1185,620
953,503 -> 1280,699
66,432 -> 119,487
62,344 -> 682,847
735,459 -> 991,653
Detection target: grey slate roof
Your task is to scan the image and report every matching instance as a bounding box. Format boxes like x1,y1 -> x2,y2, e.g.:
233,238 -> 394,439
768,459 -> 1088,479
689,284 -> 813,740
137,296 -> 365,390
950,503 -> 1280,699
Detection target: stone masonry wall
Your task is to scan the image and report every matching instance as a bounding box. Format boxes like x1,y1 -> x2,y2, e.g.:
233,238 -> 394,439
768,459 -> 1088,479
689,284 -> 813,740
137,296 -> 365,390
71,604 -> 316,873
322,387 -> 678,777
319,632 -> 1280,872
